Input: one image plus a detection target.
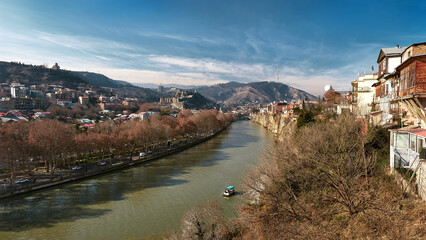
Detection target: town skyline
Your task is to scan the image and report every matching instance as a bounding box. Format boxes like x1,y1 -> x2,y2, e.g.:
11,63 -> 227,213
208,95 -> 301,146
0,0 -> 425,95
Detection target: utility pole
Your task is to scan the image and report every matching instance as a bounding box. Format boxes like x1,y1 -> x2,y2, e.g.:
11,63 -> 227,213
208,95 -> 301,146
276,64 -> 279,82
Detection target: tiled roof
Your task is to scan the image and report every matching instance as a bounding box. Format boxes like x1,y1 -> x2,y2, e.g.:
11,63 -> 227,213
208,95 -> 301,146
381,46 -> 407,55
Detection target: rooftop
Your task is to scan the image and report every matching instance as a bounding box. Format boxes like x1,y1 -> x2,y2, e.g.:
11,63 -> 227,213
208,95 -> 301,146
377,46 -> 407,63
389,128 -> 426,138
381,46 -> 407,55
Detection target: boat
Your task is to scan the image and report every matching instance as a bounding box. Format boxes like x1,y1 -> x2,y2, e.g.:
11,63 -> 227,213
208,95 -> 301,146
223,186 -> 235,197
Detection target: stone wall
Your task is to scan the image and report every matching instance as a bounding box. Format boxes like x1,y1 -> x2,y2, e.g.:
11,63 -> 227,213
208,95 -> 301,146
416,160 -> 426,200
251,113 -> 295,141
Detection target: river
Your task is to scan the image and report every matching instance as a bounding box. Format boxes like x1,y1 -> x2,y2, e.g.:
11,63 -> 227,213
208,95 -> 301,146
0,121 -> 273,240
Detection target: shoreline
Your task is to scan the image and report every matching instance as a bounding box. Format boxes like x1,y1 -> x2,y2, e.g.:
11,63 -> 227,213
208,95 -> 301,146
0,123 -> 231,200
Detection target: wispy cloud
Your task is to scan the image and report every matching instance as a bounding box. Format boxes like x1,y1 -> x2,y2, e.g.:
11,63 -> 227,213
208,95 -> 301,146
73,67 -> 229,86
0,24 -> 382,96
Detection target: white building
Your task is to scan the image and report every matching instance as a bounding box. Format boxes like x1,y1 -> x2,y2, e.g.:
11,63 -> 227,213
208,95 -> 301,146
10,83 -> 28,98
389,128 -> 426,200
351,73 -> 378,117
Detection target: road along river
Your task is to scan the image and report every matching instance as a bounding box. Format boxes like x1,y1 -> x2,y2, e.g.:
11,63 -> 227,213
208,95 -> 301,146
0,121 -> 274,240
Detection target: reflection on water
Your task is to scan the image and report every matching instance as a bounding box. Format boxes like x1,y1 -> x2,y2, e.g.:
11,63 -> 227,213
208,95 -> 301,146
0,121 -> 273,240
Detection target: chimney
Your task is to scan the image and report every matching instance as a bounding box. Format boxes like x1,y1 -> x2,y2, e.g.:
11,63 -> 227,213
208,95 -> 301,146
396,45 -> 399,48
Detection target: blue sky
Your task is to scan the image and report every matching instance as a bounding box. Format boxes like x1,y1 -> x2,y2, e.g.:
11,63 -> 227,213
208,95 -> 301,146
0,0 -> 425,95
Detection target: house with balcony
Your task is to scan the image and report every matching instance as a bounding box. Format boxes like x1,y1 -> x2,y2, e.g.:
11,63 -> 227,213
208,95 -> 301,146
395,43 -> 426,128
373,46 -> 407,125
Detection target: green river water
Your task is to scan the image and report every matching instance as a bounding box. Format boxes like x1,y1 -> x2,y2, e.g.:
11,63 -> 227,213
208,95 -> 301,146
0,121 -> 273,240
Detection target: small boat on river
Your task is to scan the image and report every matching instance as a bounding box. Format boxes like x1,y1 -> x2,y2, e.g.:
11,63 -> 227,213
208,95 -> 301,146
223,186 -> 235,197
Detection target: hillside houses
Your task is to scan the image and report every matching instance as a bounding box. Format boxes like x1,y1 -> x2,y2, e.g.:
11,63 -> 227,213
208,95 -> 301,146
346,42 -> 426,129
347,41 -> 426,200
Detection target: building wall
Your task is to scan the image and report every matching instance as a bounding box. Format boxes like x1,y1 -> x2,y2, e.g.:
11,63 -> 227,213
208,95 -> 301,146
416,161 -> 426,200
353,74 -> 378,117
402,44 -> 426,62
0,99 -> 15,110
356,91 -> 375,116
416,60 -> 426,94
388,56 -> 401,73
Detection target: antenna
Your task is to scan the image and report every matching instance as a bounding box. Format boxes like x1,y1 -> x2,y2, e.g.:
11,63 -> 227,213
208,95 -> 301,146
276,64 -> 279,82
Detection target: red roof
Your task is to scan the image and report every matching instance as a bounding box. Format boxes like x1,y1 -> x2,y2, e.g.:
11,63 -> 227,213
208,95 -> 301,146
80,123 -> 95,128
389,128 -> 426,138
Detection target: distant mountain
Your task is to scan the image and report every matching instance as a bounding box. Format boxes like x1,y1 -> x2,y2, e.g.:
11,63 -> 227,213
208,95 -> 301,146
196,81 -> 316,106
71,71 -> 135,88
182,92 -> 217,109
134,82 -> 207,90
0,61 -> 160,101
0,61 -> 316,106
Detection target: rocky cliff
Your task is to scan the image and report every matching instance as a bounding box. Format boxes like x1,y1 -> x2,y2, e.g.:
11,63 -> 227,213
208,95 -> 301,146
251,113 -> 296,141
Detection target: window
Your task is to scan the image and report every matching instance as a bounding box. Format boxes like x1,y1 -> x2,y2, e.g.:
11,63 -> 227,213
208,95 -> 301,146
410,134 -> 417,151
419,138 -> 426,159
383,59 -> 387,73
396,133 -> 409,148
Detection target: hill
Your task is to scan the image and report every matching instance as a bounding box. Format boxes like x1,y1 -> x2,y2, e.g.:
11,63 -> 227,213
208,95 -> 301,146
196,81 -> 316,106
182,92 -> 217,109
71,71 -> 135,88
0,62 -> 85,89
0,61 -> 160,101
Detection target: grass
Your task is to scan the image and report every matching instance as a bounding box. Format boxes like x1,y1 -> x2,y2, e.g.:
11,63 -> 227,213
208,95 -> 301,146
396,167 -> 416,181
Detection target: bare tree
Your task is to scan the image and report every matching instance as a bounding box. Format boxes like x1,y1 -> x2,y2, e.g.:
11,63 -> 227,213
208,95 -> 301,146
180,201 -> 231,240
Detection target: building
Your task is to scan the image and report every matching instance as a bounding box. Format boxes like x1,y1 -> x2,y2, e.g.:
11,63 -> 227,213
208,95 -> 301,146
55,89 -> 82,102
0,98 -> 15,110
12,98 -> 50,111
389,128 -> 426,200
10,83 -> 28,98
79,96 -> 90,105
29,90 -> 45,99
51,63 -> 60,70
122,98 -> 139,108
158,85 -> 164,93
395,44 -> 426,128
351,73 -> 378,117
98,102 -> 122,111
374,45 -> 407,125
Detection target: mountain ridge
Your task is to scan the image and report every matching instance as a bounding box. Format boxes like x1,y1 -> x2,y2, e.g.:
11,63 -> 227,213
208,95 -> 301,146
0,61 -> 316,106
196,81 -> 316,106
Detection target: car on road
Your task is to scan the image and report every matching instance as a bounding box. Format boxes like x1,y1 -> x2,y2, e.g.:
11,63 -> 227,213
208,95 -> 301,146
147,150 -> 152,154
15,178 -> 29,184
139,152 -> 146,158
98,161 -> 107,166
72,166 -> 82,171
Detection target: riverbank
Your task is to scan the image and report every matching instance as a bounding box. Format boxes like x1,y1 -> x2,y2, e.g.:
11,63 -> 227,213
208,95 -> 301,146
0,120 -> 273,240
0,124 -> 231,200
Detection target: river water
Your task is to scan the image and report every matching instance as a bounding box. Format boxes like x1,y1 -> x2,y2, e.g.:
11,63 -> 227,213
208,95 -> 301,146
0,121 -> 273,240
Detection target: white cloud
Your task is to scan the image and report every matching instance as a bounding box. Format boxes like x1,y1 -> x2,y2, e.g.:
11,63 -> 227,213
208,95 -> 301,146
0,26 -> 379,96
70,67 -> 228,86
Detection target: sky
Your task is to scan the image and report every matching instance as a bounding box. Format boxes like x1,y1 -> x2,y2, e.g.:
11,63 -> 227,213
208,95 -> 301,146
0,0 -> 425,95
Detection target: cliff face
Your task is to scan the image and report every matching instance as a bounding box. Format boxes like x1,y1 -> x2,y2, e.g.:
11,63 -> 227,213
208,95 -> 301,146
251,113 -> 296,141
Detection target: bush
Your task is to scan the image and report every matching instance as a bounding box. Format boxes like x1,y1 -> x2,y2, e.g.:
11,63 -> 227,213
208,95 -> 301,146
240,115 -> 425,239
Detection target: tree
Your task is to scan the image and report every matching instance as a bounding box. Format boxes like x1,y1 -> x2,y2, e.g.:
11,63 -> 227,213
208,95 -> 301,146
29,120 -> 75,179
180,201 -> 231,240
296,110 -> 315,128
